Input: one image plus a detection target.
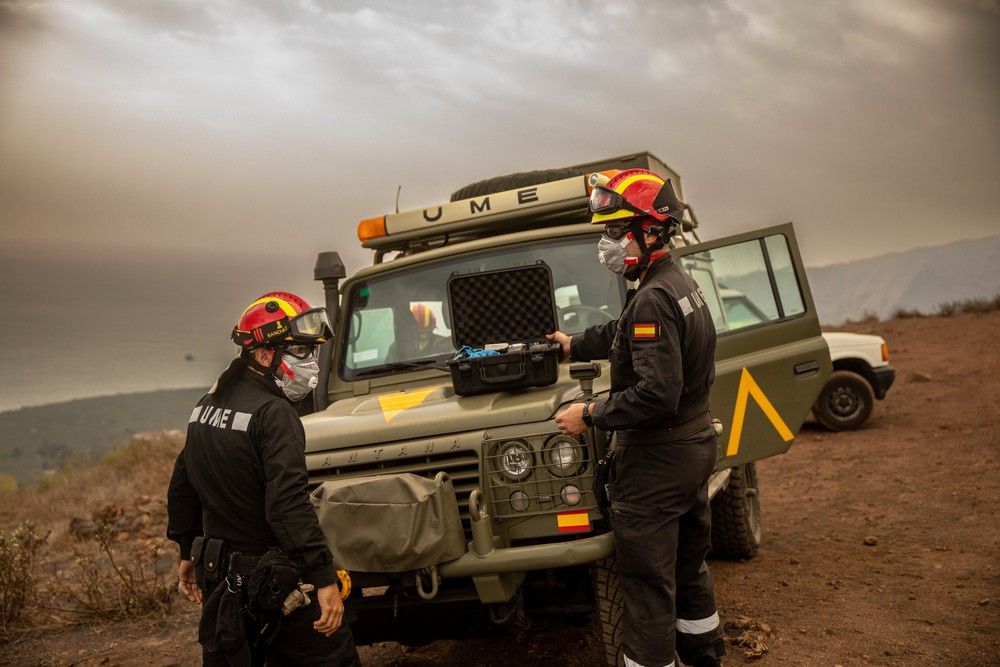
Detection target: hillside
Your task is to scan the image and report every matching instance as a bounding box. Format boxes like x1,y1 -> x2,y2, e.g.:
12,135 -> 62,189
0,389 -> 206,484
1,310 -> 997,665
807,234 -> 1000,324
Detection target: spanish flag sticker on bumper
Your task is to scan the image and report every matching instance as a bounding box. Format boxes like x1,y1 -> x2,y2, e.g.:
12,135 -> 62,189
557,510 -> 591,534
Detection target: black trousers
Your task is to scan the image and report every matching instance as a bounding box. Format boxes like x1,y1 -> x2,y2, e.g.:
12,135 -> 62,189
610,433 -> 725,667
200,585 -> 361,667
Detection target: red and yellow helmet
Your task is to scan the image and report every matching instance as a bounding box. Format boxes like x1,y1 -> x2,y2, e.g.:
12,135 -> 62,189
589,168 -> 684,226
410,303 -> 437,332
231,291 -> 332,350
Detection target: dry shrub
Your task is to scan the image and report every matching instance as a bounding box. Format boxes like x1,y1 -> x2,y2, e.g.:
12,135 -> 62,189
936,294 -> 1000,317
938,301 -> 959,317
48,522 -> 175,622
846,311 -> 879,325
0,521 -> 45,637
0,473 -> 16,497
959,297 -> 996,314
892,307 -> 924,319
0,432 -> 183,537
0,432 -> 184,635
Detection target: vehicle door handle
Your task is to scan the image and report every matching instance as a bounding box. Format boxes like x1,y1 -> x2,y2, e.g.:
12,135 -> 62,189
794,361 -> 820,376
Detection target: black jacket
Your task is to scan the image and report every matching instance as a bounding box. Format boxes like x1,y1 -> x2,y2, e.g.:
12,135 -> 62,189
167,359 -> 334,588
571,253 -> 716,432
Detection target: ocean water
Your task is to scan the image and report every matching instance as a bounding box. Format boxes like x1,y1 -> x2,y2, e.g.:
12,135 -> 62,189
0,242 -> 328,413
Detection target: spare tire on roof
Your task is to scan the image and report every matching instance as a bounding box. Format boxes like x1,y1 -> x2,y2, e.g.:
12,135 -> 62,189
449,168 -> 590,202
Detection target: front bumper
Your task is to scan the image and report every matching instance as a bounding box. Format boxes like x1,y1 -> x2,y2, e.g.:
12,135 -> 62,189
872,365 -> 895,399
439,487 -> 614,579
438,531 -> 614,578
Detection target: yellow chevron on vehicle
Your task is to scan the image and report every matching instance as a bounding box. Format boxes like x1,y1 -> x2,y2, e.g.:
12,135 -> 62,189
726,367 -> 794,457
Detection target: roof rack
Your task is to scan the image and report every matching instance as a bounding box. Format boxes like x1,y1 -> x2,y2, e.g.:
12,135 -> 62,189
355,152 -> 693,258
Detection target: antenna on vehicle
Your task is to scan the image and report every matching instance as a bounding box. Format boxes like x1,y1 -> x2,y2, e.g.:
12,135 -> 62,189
395,185 -> 402,213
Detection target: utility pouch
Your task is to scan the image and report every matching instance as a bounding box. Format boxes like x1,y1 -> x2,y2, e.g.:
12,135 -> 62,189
593,446 -> 617,519
190,536 -> 205,567
198,577 -> 249,661
247,550 -> 301,613
196,538 -> 226,591
203,539 -> 224,576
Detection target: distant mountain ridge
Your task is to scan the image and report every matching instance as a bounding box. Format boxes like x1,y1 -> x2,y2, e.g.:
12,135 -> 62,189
807,235 -> 1000,324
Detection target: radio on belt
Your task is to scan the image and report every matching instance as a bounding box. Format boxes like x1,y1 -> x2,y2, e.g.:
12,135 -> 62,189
446,263 -> 561,397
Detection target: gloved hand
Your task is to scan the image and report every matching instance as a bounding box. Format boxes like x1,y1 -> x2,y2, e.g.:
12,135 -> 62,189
281,582 -> 315,616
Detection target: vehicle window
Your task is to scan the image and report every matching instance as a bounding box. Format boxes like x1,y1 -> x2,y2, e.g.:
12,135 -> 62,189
680,234 -> 805,334
348,307 -> 395,368
342,235 -> 623,379
765,235 -> 805,318
681,264 -> 726,332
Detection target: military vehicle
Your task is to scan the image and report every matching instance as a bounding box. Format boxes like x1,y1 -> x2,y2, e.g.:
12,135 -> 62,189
304,152 -> 832,664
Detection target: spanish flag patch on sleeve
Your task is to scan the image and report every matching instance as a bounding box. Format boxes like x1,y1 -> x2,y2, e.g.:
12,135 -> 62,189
632,322 -> 659,340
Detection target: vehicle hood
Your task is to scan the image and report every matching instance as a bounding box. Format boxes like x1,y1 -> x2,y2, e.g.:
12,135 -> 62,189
822,331 -> 887,364
302,377 -> 589,452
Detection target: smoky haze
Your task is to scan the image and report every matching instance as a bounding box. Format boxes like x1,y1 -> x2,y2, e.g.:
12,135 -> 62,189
1,0 -> 997,275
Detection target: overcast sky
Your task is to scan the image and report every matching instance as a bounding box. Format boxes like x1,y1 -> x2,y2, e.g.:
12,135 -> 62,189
1,0 -> 997,273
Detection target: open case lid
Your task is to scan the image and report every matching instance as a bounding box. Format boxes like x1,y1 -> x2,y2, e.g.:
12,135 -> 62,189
447,262 -> 558,348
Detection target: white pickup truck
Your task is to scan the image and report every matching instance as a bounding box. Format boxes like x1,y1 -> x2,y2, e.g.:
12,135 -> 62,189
720,289 -> 895,430
816,331 -> 895,430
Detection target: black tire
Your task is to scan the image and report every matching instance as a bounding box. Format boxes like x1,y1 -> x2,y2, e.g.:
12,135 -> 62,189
592,556 -> 625,666
449,168 -> 589,201
813,370 -> 875,431
710,463 -> 761,560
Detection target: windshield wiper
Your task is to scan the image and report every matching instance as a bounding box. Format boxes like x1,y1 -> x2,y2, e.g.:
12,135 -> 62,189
353,357 -> 450,377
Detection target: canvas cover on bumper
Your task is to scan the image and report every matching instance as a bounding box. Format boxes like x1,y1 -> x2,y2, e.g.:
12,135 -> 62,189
310,472 -> 466,573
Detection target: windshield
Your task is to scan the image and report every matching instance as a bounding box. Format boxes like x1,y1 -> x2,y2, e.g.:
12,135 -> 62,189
341,235 -> 624,379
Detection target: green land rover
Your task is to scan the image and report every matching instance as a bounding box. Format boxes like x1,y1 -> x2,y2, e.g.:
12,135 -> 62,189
303,152 -> 832,664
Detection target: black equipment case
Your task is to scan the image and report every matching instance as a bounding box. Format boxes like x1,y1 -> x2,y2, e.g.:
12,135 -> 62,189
446,263 -> 561,397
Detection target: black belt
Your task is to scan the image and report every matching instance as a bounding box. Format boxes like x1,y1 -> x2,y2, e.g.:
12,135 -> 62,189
615,412 -> 713,446
228,552 -> 262,577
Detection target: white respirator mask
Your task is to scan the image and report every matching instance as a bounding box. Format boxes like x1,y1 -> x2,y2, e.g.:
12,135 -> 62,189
275,352 -> 320,402
597,233 -> 639,275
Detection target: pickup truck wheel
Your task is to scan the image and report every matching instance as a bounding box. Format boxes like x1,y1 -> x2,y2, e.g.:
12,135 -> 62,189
592,556 -> 625,666
710,463 -> 761,560
813,370 -> 875,431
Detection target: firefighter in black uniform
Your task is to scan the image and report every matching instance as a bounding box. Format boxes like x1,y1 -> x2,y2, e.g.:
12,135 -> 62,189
167,291 -> 361,666
551,170 -> 725,667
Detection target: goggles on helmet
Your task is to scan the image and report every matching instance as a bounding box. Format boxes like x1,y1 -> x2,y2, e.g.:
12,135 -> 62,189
279,343 -> 320,360
602,225 -> 631,241
287,307 -> 333,344
589,186 -> 649,217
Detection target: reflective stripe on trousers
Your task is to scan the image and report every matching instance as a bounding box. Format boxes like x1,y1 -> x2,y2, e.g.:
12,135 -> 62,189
624,654 -> 674,667
677,611 -> 720,635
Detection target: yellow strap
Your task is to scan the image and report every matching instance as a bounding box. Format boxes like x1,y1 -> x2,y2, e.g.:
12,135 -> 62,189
337,569 -> 352,599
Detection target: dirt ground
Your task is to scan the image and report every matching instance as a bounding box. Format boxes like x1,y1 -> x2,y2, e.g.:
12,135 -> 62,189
3,311 -> 998,666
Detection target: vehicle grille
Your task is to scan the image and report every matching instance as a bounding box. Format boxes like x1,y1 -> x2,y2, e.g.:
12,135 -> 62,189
309,451 -> 480,538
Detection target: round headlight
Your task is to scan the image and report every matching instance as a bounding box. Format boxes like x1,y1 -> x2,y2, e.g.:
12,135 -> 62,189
545,435 -> 582,477
560,484 -> 582,506
496,441 -> 533,481
509,490 -> 530,512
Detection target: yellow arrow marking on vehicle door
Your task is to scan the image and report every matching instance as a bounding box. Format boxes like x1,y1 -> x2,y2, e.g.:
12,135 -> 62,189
378,387 -> 437,423
726,367 -> 794,457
